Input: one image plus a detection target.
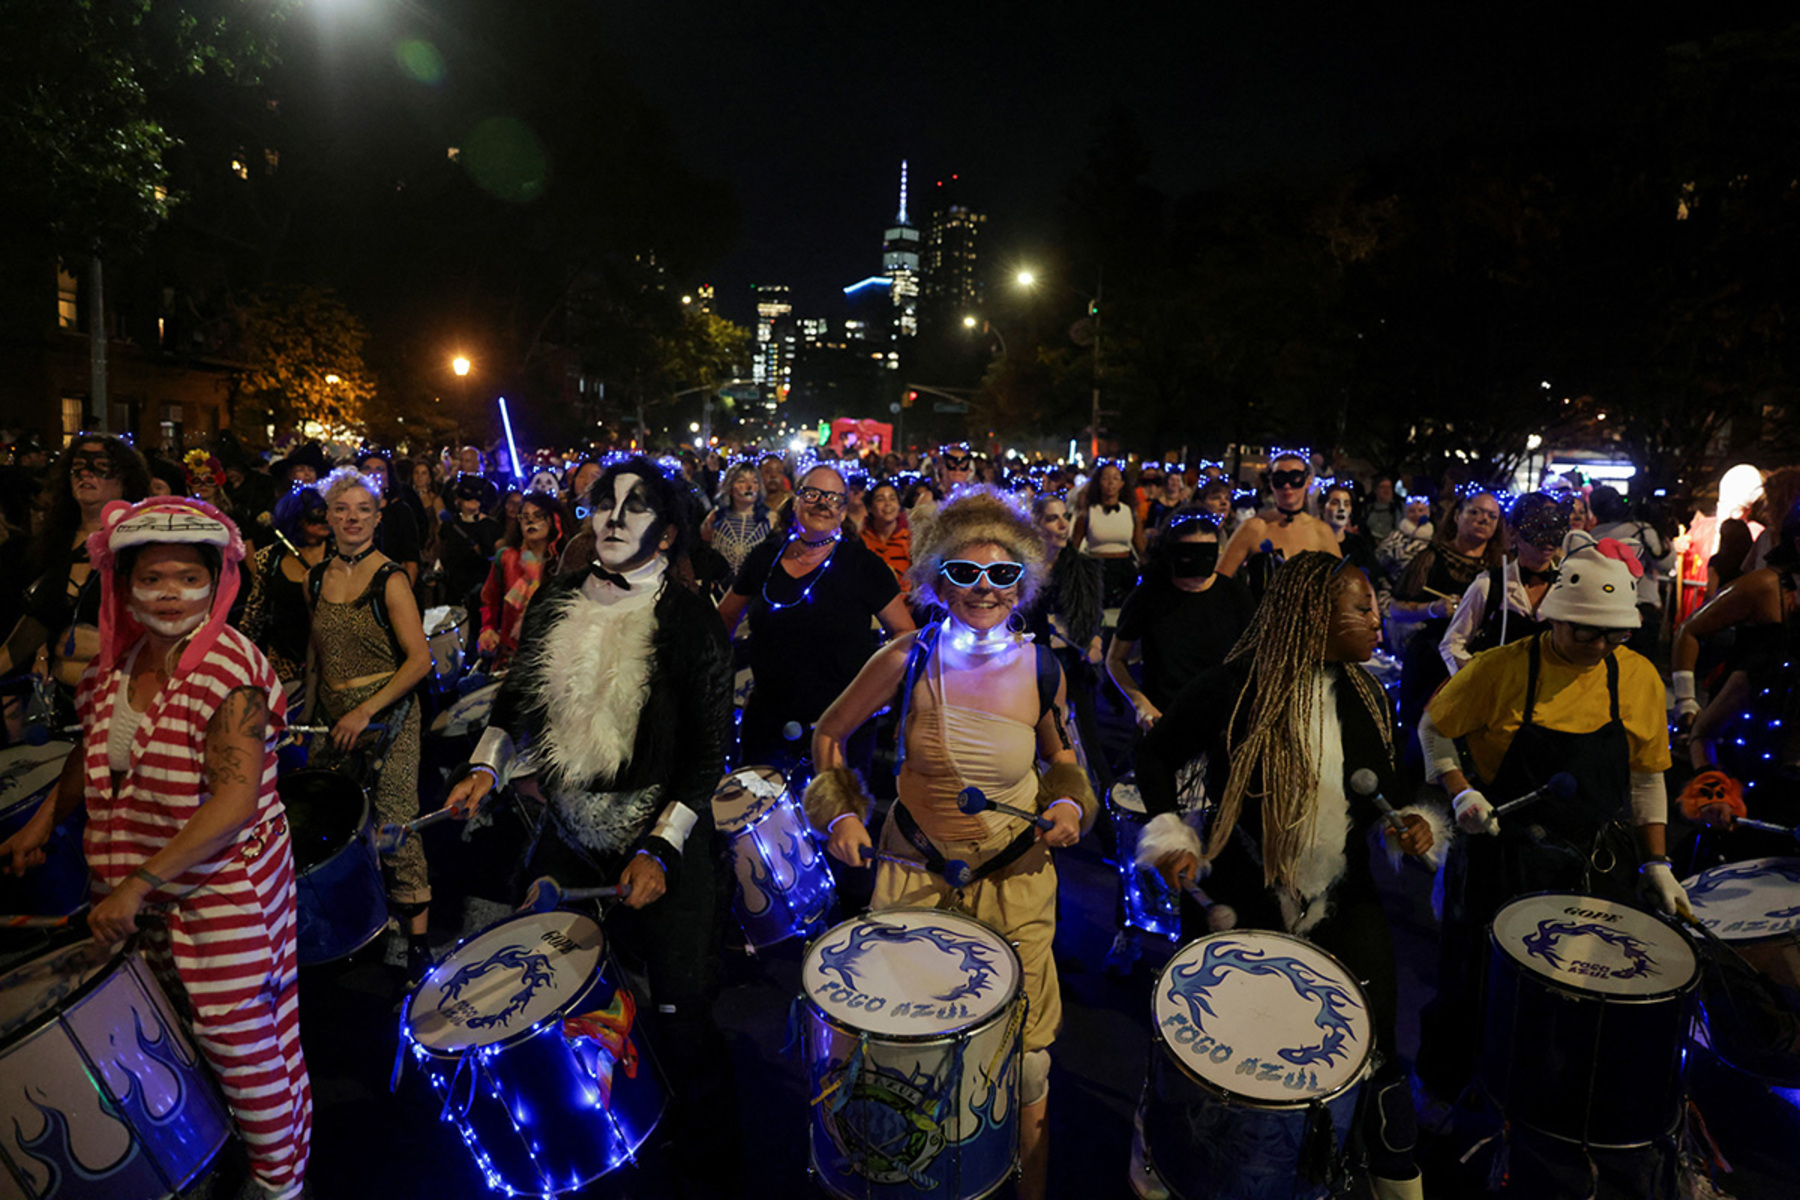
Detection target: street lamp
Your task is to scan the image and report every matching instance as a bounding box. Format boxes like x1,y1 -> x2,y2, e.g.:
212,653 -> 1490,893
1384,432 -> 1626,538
964,314 -> 1009,358
452,355 -> 471,377
1017,267 -> 1103,462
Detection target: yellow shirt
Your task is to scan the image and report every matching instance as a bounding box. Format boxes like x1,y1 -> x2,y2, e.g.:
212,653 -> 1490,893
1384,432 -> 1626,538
1428,634 -> 1672,783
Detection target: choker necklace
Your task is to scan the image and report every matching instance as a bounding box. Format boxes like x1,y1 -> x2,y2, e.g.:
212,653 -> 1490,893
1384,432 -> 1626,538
336,544 -> 375,567
794,531 -> 841,550
1275,504 -> 1303,525
943,616 -> 1027,656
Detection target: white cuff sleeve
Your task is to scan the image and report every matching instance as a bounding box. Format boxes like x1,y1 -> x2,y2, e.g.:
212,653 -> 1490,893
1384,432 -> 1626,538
1418,710 -> 1463,785
1670,671 -> 1696,702
649,801 -> 700,853
1630,770 -> 1667,827
471,727 -> 517,786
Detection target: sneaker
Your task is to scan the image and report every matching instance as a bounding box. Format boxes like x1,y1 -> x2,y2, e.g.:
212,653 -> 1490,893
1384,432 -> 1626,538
1104,930 -> 1141,977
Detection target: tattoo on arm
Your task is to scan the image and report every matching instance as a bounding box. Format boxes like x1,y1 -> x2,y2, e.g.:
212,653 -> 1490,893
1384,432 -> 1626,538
1051,703 -> 1073,752
217,687 -> 269,741
207,744 -> 250,789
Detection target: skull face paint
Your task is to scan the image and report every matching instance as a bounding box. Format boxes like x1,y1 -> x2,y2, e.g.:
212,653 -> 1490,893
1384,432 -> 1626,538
592,471 -> 668,571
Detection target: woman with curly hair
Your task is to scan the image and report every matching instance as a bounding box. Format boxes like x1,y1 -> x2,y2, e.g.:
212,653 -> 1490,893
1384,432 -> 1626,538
1132,552 -> 1441,1200
804,486 -> 1098,1200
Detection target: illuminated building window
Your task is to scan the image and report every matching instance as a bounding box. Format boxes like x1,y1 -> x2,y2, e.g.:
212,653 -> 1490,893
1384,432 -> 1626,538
56,263 -> 78,329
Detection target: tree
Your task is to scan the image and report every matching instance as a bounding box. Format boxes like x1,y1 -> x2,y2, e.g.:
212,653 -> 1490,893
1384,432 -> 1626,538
230,284 -> 376,437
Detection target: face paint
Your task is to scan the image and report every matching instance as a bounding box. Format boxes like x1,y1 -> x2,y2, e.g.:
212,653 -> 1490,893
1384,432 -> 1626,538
1167,542 -> 1219,579
129,605 -> 208,638
1324,494 -> 1352,530
1324,572 -> 1382,662
594,471 -> 666,570
131,584 -> 212,605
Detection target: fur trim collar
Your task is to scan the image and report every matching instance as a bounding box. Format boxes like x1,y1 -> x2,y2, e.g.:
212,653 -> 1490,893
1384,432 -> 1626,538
1279,671 -> 1351,936
522,589 -> 658,792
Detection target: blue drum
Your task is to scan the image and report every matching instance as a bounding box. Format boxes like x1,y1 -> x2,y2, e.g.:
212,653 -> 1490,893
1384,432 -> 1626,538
279,768 -> 389,965
1106,779 -> 1182,940
712,766 -> 835,949
0,740 -> 90,917
1144,930 -> 1373,1200
403,911 -> 665,1196
1683,857 -> 1800,1084
801,909 -> 1024,1200
1482,892 -> 1697,1148
0,938 -> 233,1198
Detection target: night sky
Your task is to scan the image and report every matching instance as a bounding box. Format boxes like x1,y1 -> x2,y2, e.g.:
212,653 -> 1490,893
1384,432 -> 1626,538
594,2 -> 1691,324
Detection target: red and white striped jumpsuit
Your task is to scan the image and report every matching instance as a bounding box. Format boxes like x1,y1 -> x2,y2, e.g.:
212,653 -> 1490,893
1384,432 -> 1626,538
77,626 -> 313,1195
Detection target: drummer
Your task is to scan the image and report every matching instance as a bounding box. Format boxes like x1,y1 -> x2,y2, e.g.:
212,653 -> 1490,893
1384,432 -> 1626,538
1132,552 -> 1440,1200
444,456 -> 741,1192
0,497 -> 311,1200
1413,531 -> 1685,1117
305,466 -> 435,981
804,486 -> 1095,1200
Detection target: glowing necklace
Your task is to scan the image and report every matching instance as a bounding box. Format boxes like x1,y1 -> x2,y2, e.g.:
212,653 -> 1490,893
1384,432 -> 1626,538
942,614 -> 1027,657
762,531 -> 842,612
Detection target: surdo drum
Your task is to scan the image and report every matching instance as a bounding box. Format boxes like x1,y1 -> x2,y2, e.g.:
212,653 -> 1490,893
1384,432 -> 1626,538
402,911 -> 664,1196
0,741 -> 89,917
712,765 -> 834,948
1144,930 -> 1373,1200
0,938 -> 233,1198
1682,857 -> 1800,1084
1481,893 -> 1697,1147
1105,778 -> 1182,940
801,909 -> 1024,1200
277,768 -> 389,965
423,606 -> 471,694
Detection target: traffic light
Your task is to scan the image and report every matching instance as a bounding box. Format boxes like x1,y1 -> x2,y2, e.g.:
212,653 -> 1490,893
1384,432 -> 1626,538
904,390 -> 918,408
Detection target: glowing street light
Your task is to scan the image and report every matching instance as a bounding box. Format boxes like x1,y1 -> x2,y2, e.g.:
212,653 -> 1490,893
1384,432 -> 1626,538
452,356 -> 471,377
1016,270 -> 1036,288
963,315 -> 978,328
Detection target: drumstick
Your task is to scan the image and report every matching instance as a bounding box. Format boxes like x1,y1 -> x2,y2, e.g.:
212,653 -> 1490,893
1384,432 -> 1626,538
285,723 -> 389,735
858,845 -> 975,888
375,807 -> 458,853
955,786 -> 1054,831
518,875 -> 629,912
1349,769 -> 1409,837
23,724 -> 81,746
0,910 -> 160,931
1733,817 -> 1799,841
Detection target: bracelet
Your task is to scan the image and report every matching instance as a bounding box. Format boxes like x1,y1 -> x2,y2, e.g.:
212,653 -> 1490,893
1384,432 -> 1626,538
468,764 -> 499,786
1638,856 -> 1672,873
1045,798 -> 1082,818
827,812 -> 860,833
131,866 -> 166,891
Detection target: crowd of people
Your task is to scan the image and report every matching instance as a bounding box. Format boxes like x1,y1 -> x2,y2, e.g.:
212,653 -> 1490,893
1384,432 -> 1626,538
0,424 -> 1791,1200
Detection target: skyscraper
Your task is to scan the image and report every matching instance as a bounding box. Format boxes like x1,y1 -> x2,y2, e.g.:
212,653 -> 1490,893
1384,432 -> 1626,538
923,204 -> 985,314
753,284 -> 794,390
882,160 -> 920,342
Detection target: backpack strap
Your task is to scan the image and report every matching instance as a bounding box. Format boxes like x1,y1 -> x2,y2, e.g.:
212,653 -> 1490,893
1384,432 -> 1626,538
1034,641 -> 1061,722
306,559 -> 327,611
892,623 -> 943,777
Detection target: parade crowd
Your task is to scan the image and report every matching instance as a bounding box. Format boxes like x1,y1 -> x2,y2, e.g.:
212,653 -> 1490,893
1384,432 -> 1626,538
0,426 -> 1792,1200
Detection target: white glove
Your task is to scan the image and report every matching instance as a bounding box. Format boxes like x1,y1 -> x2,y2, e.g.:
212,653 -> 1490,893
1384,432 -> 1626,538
1640,861 -> 1690,917
1453,788 -> 1499,836
1670,670 -> 1700,723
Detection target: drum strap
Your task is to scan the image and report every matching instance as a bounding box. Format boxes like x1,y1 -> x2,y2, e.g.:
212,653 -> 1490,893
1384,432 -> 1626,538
892,801 -> 1037,889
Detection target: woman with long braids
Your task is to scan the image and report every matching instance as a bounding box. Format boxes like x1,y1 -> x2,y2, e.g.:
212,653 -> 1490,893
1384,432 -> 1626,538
804,486 -> 1096,1200
1131,552 -> 1444,1200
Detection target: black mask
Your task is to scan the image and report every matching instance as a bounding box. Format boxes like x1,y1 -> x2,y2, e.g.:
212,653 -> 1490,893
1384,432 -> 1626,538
1168,543 -> 1219,579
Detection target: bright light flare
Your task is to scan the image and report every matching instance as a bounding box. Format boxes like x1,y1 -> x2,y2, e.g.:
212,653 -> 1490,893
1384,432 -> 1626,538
452,356 -> 471,377
1016,271 -> 1036,287
963,315 -> 978,328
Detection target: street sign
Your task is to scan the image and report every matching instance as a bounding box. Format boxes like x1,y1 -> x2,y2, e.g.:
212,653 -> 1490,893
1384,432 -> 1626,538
932,400 -> 968,414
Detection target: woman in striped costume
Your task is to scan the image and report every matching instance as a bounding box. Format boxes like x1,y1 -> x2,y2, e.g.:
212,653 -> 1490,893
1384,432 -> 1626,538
1,497 -> 312,1200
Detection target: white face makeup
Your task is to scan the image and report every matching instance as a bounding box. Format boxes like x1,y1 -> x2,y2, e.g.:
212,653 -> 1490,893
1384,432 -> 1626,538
593,471 -> 667,570
1324,491 -> 1353,531
519,505 -> 552,544
127,547 -> 214,639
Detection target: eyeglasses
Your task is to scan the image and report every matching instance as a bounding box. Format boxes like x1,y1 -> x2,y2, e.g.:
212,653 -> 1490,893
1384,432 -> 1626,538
1270,469 -> 1309,489
796,485 -> 847,508
68,452 -> 118,480
940,560 -> 1026,588
1567,624 -> 1633,646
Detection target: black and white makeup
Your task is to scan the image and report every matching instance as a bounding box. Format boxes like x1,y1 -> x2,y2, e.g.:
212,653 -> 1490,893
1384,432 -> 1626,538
592,471 -> 673,571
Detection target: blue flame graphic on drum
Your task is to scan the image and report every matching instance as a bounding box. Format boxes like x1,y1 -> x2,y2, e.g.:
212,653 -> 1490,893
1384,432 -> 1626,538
1166,940 -> 1363,1068
816,921 -> 1000,1004
1521,919 -> 1658,980
437,946 -> 557,1029
1688,860 -> 1800,920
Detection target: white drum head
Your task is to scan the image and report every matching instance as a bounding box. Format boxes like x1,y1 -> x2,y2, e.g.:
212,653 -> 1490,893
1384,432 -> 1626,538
0,741 -> 77,818
712,766 -> 787,833
1154,931 -> 1371,1102
803,910 -> 1021,1038
433,682 -> 501,737
408,912 -> 602,1052
0,939 -> 115,1040
1682,857 -> 1800,940
1491,893 -> 1696,997
1109,781 -> 1145,815
423,605 -> 465,638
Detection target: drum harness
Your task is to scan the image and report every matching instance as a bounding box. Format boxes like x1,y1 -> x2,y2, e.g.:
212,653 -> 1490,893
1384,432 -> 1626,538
887,624 -> 1061,907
